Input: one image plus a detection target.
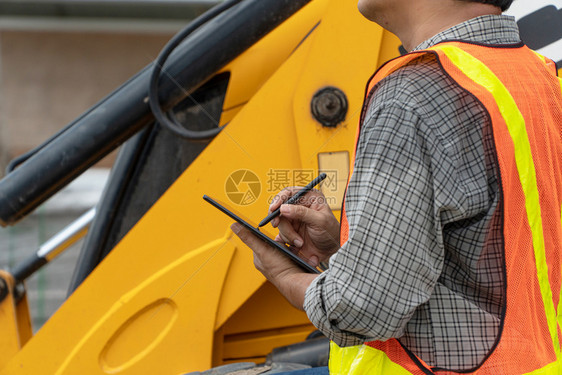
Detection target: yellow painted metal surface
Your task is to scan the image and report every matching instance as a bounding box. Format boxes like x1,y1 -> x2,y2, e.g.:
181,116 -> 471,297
0,271 -> 32,370
218,0 -> 329,126
377,30 -> 404,68
0,0 -> 400,373
317,151 -> 350,210
3,238 -> 237,374
216,282 -> 316,364
14,286 -> 32,348
0,271 -> 21,369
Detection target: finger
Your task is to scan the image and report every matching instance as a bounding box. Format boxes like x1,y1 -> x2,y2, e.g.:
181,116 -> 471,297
300,191 -> 330,208
299,189 -> 330,209
268,187 -> 307,228
280,204 -> 326,227
306,254 -> 320,267
284,190 -> 329,210
269,186 -> 329,219
294,248 -> 320,268
278,231 -> 303,249
231,223 -> 270,254
277,231 -> 290,245
277,218 -> 304,247
269,185 -> 327,211
269,187 -> 303,212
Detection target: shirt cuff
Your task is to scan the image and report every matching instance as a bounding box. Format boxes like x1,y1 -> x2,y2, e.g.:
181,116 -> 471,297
303,270 -> 366,347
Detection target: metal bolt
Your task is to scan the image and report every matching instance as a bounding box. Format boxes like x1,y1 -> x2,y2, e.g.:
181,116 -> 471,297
0,277 -> 8,302
14,283 -> 26,303
311,87 -> 348,128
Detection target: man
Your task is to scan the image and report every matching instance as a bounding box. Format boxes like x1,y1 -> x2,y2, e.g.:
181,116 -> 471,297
232,0 -> 562,373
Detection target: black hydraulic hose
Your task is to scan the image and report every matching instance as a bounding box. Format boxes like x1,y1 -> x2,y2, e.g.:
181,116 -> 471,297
0,0 -> 313,226
3,65 -> 152,175
5,125 -> 67,174
5,0 -> 240,172
149,0 -> 243,140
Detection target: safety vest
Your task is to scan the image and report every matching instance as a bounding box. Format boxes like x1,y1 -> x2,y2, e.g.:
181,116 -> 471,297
335,41 -> 562,374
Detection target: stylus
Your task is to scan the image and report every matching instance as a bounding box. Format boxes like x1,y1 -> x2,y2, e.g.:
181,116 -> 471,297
258,173 -> 327,227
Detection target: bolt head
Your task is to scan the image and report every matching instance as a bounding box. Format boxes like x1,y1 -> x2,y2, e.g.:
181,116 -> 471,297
311,87 -> 348,127
0,277 -> 8,302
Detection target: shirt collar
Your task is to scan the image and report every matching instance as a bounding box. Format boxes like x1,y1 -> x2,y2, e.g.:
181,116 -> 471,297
413,14 -> 521,51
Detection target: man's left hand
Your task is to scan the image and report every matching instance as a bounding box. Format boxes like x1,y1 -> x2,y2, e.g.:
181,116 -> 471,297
230,222 -> 319,310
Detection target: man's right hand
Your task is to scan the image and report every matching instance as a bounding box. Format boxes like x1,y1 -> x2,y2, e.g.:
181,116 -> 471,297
268,187 -> 340,267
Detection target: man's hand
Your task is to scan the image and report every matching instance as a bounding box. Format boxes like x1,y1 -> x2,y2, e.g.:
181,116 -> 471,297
230,187 -> 339,309
230,222 -> 318,310
269,188 -> 340,267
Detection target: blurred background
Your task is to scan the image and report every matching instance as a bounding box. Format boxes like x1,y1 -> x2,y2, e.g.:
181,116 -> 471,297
0,0 -> 217,330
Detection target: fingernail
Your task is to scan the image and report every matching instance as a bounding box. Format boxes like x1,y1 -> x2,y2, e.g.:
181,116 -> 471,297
280,204 -> 290,213
271,218 -> 279,228
230,223 -> 240,234
310,255 -> 319,267
294,238 -> 303,247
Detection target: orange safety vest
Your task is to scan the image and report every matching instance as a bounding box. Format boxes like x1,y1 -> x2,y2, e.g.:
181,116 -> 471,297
335,41 -> 562,374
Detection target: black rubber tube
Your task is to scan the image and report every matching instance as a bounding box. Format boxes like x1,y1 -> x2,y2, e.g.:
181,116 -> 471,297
148,0 -> 242,140
0,0 -> 312,226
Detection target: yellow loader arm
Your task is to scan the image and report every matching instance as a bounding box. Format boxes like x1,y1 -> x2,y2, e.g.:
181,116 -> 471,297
0,0 -> 399,373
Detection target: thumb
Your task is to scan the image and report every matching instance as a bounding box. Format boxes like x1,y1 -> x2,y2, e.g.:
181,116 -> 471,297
231,223 -> 262,250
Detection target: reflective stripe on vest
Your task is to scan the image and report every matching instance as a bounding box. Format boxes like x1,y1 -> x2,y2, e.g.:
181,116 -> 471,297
335,42 -> 562,374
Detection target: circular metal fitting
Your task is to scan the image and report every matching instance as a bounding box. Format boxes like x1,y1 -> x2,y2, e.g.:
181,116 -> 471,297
311,87 -> 348,128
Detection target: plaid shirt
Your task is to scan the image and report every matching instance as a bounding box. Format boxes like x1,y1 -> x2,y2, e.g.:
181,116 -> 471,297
304,15 -> 521,371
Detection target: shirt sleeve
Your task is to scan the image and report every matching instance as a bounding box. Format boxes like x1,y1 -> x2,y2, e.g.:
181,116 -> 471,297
303,96 -> 444,347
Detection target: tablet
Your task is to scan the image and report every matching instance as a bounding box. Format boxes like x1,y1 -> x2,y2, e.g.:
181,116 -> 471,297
203,195 -> 321,274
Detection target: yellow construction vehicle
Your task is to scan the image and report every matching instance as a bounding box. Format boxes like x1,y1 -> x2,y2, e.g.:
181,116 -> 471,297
0,0 -> 559,373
